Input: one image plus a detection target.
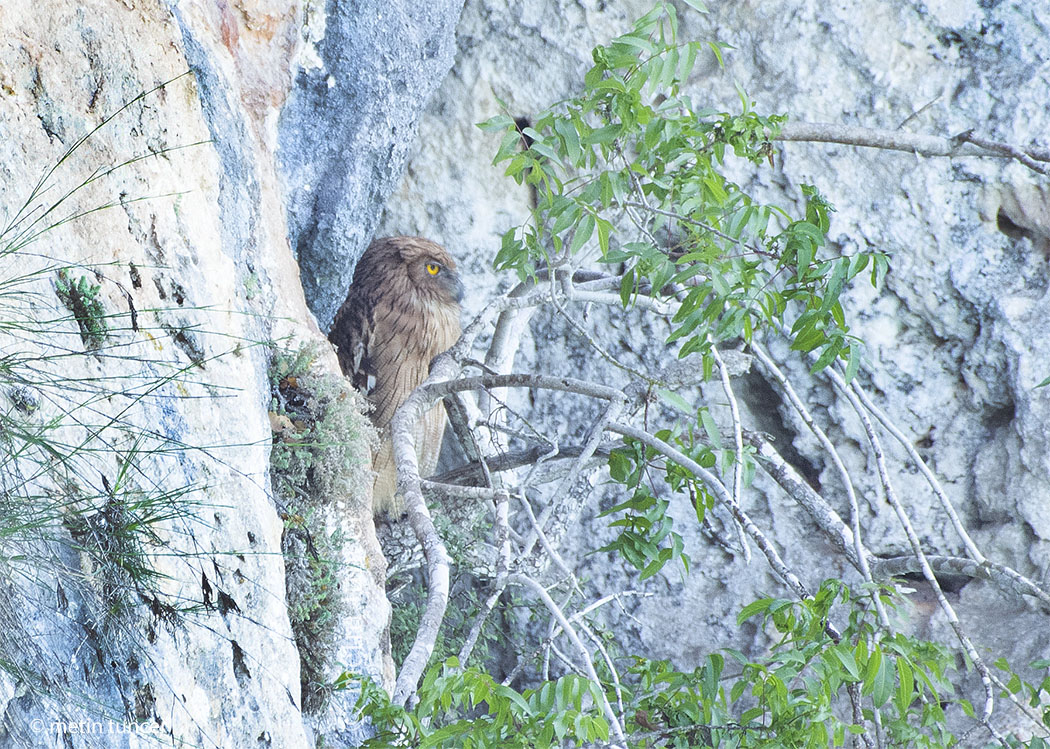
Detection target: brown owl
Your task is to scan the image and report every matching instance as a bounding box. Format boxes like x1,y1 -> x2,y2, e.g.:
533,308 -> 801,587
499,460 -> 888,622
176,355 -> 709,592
329,236 -> 464,516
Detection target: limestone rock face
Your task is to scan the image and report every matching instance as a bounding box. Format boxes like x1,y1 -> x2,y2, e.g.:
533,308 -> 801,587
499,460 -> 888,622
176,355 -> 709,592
279,0 -> 467,330
0,0 -> 462,746
379,0 -> 1050,700
3,0 -> 1049,743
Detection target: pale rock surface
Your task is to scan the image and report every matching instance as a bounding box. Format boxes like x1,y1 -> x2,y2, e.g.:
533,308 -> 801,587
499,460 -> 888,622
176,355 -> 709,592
279,0 -> 466,329
2,0 -> 1048,744
0,0 -> 448,746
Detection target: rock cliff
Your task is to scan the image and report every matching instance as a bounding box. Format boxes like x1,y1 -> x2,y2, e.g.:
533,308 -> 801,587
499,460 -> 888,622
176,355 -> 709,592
0,0 -> 459,746
0,0 -> 1048,745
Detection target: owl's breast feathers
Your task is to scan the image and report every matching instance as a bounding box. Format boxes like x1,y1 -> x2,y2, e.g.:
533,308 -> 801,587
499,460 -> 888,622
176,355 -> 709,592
328,236 -> 463,515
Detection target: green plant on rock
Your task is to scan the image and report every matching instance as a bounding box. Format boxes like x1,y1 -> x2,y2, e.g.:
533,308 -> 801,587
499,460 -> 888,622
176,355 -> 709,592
63,439 -> 199,628
268,341 -> 372,712
283,508 -> 347,713
269,342 -> 372,506
55,267 -> 109,349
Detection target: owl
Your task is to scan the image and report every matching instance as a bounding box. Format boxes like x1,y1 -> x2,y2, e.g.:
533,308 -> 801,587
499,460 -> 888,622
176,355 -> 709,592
328,236 -> 464,515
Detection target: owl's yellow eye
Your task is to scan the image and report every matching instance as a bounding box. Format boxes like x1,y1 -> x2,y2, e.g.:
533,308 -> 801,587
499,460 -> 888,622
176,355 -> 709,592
426,262 -> 441,276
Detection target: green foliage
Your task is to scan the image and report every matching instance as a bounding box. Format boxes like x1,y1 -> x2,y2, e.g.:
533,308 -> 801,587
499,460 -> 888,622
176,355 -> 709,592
269,342 -> 372,712
479,2 -> 883,378
601,417 -> 762,580
994,657 -> 1050,730
54,268 -> 109,349
356,582 -> 999,748
389,580 -> 501,669
602,435 -> 694,579
730,581 -> 960,749
350,658 -> 611,748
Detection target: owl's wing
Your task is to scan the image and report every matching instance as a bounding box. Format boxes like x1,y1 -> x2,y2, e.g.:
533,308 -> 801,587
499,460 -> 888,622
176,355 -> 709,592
331,294 -> 378,398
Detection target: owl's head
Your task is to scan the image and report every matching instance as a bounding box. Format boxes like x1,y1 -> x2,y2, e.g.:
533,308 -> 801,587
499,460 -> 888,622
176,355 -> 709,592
394,236 -> 465,307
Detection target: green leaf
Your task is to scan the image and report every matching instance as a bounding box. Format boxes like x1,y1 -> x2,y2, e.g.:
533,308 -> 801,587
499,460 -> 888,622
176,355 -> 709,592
843,342 -> 862,383
706,39 -> 724,67
553,116 -> 583,165
820,258 -> 847,314
615,33 -> 656,55
596,217 -> 613,256
619,267 -> 635,307
809,340 -> 841,374
895,656 -> 914,715
737,597 -> 774,624
495,129 -> 523,164
699,409 -> 723,449
870,652 -> 893,708
608,450 -> 631,482
657,388 -> 693,414
528,138 -> 564,166
477,114 -> 516,132
830,645 -> 861,680
568,212 -> 596,255
582,124 -> 622,146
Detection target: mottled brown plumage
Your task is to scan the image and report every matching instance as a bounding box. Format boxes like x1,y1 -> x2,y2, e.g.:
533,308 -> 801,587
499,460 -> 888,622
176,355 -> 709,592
329,236 -> 464,516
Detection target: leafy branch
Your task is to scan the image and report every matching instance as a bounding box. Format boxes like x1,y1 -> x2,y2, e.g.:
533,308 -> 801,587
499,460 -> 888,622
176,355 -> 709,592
360,4 -> 1050,748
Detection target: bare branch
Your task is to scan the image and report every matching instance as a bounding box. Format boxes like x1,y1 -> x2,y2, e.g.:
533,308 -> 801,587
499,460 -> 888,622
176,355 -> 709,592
390,352 -> 458,706
872,555 -> 1050,613
955,130 -> 1050,175
743,428 -> 862,571
622,200 -> 776,258
508,573 -> 627,748
527,389 -> 627,554
443,389 -> 495,489
420,480 -> 508,501
777,121 -> 1050,175
824,366 -> 1002,735
429,442 -> 615,486
392,367 -> 622,702
609,421 -> 812,600
552,286 -> 656,383
420,372 -> 625,404
569,288 -> 672,314
516,488 -> 579,583
458,491 -> 512,665
751,343 -> 891,627
847,375 -> 986,564
712,344 -> 752,563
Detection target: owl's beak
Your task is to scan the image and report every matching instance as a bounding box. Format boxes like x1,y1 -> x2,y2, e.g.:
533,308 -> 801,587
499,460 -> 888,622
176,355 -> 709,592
445,271 -> 464,303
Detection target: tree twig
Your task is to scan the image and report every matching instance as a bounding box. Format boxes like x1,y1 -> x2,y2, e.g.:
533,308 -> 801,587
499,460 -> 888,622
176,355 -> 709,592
508,572 -> 627,748
777,121 -> 1050,175
458,490 -> 512,665
390,353 -> 459,707
711,344 -> 752,563
871,555 -> 1050,613
824,366 -> 1004,742
609,422 -> 811,600
752,342 -> 890,627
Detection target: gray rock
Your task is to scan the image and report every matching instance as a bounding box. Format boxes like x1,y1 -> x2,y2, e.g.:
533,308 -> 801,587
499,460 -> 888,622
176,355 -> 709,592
0,0 -> 408,746
278,0 -> 466,329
